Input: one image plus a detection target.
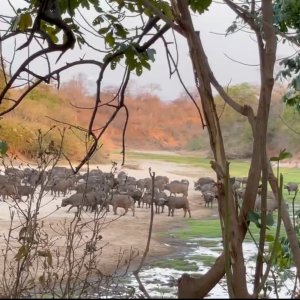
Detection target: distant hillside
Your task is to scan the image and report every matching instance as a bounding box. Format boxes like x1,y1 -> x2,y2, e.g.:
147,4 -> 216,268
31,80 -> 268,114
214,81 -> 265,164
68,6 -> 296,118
1,79 -> 300,163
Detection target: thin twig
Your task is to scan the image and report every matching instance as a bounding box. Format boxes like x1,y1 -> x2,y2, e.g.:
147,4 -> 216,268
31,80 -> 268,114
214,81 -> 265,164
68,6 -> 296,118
132,168 -> 155,298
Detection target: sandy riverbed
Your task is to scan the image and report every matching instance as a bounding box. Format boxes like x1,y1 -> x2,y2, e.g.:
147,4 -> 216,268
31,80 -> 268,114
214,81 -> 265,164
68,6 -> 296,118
0,156 -> 220,279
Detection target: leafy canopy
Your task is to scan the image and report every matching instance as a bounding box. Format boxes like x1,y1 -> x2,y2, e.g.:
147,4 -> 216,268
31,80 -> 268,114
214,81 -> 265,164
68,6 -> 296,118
9,0 -> 211,77
273,0 -> 300,111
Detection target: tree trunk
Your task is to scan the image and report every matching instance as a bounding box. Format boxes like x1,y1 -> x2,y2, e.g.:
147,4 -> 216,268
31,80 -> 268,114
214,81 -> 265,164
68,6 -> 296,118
175,0 -> 300,298
174,0 -> 249,297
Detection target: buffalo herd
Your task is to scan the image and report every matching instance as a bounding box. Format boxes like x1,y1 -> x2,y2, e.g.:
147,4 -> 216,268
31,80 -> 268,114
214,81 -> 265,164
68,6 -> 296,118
0,166 -> 297,217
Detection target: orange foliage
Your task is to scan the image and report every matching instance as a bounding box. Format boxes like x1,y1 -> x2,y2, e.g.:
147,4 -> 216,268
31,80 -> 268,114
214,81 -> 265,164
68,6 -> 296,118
87,93 -> 203,150
1,80 -> 204,156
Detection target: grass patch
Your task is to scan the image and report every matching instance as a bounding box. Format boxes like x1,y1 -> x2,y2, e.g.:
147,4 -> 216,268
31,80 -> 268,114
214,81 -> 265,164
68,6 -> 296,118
125,152 -> 300,185
171,218 -> 222,240
228,160 -> 251,177
126,151 -> 213,169
188,255 -> 217,267
196,239 -> 221,248
168,216 -> 285,245
153,259 -> 198,271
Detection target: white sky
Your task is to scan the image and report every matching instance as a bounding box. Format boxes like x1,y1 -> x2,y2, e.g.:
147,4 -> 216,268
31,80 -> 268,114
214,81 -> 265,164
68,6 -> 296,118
1,1 -> 297,101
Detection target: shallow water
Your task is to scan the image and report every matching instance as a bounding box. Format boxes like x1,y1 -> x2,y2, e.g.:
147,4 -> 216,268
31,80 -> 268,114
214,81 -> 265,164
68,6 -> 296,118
102,237 -> 297,299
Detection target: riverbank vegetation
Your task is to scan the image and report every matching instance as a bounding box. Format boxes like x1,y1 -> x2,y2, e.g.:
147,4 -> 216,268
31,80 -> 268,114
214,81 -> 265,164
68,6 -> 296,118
1,80 -> 300,165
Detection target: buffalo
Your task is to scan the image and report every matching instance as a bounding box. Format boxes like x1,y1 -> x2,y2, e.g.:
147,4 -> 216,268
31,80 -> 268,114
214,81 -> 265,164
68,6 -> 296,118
165,195 -> 191,218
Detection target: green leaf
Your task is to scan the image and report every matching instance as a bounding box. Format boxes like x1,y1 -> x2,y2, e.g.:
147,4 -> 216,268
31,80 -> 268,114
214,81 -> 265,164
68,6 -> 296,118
160,2 -> 173,20
189,0 -> 212,14
66,0 -> 78,17
15,245 -> 29,261
226,21 -> 237,36
266,212 -> 275,227
143,7 -> 153,17
58,0 -> 68,13
125,49 -> 137,70
272,240 -> 282,255
106,14 -> 118,22
105,31 -> 115,47
93,15 -> 104,26
292,75 -> 300,91
110,60 -> 117,70
283,93 -> 300,112
40,22 -> 59,44
18,13 -> 32,31
103,53 -> 113,63
247,211 -> 261,228
248,211 -> 259,221
266,234 -> 275,242
127,3 -> 135,12
270,148 -> 293,161
0,141 -> 8,155
77,35 -> 85,48
278,149 -> 293,160
136,65 -> 143,76
114,24 -> 128,39
146,48 -> 156,62
80,0 -> 90,9
141,60 -> 151,70
127,61 -> 136,71
98,27 -> 110,35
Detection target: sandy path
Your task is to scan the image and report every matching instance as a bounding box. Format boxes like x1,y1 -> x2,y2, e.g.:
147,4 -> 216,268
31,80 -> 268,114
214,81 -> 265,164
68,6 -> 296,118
0,157 -> 219,277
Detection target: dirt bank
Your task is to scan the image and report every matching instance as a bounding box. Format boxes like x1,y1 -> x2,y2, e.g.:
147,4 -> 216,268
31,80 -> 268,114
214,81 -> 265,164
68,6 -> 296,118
85,157 -> 219,274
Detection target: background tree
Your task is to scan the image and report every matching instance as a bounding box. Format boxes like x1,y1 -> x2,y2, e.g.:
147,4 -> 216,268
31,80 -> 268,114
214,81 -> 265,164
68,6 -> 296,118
1,0 -> 300,298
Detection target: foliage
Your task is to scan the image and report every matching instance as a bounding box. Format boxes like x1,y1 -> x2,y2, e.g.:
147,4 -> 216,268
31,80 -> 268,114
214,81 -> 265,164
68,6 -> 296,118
185,135 -> 209,151
0,140 -> 8,156
270,149 -> 293,162
273,0 -> 300,111
266,208 -> 300,271
1,0 -> 300,298
224,1 -> 300,111
277,55 -> 300,112
26,85 -> 60,108
247,211 -> 275,230
2,81 -> 300,159
189,0 -> 212,14
273,0 -> 300,32
0,119 -> 105,162
0,83 -> 111,163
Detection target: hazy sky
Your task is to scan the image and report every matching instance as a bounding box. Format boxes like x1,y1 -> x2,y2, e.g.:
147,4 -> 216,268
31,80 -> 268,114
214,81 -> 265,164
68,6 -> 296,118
2,1 -> 297,101
122,2 -> 295,101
